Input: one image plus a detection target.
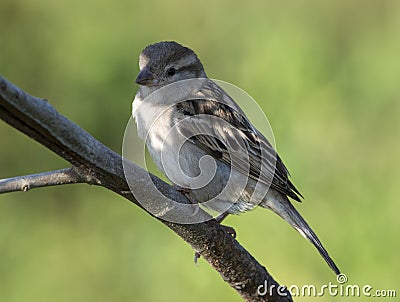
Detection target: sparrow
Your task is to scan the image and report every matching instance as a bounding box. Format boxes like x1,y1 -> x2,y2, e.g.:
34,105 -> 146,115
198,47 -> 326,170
132,41 -> 340,275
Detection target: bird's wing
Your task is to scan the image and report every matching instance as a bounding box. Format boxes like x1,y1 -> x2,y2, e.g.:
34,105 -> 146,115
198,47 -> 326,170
174,95 -> 302,202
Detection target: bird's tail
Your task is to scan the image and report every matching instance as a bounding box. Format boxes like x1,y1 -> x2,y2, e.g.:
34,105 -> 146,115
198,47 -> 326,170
261,196 -> 340,275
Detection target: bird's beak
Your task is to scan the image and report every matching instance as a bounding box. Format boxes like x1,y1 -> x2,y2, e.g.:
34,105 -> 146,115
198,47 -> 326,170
135,67 -> 158,86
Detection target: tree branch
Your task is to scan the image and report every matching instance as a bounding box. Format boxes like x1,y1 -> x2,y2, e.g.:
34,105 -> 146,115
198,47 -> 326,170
0,75 -> 292,302
0,167 -> 89,193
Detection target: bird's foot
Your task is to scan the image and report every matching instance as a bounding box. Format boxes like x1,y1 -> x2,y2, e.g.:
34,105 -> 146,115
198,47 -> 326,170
173,185 -> 200,217
214,212 -> 236,238
192,225 -> 236,264
221,225 -> 236,238
174,185 -> 197,204
174,185 -> 191,195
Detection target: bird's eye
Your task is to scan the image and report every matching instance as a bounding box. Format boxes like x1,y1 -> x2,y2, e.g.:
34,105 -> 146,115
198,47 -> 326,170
166,67 -> 176,77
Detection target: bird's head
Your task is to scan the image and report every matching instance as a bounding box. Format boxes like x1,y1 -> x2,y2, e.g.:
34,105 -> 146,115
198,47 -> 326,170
135,41 -> 206,88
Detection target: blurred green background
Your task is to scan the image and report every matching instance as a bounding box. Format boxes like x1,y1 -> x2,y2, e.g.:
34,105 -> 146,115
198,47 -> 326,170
1,0 -> 399,301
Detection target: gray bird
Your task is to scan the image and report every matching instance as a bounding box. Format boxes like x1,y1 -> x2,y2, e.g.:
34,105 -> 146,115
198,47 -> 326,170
133,41 -> 340,275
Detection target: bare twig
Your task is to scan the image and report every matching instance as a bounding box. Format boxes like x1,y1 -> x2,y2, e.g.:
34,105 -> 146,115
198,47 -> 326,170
0,167 -> 89,193
0,75 -> 292,302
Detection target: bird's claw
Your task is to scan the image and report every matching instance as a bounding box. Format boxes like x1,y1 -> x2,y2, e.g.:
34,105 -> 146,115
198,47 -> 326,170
174,185 -> 191,195
221,225 -> 237,238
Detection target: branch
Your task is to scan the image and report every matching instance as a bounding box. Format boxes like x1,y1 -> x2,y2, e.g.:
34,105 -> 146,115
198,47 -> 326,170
0,167 -> 89,193
0,75 -> 292,302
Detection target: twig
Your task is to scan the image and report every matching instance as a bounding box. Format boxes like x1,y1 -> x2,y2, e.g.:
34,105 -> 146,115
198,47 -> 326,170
0,167 -> 91,194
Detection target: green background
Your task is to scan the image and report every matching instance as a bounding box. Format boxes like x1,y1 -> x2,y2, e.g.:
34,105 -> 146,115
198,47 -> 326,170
1,0 -> 399,301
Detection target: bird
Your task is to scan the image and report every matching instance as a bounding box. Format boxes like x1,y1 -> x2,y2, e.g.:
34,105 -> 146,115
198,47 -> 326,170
132,41 -> 340,275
